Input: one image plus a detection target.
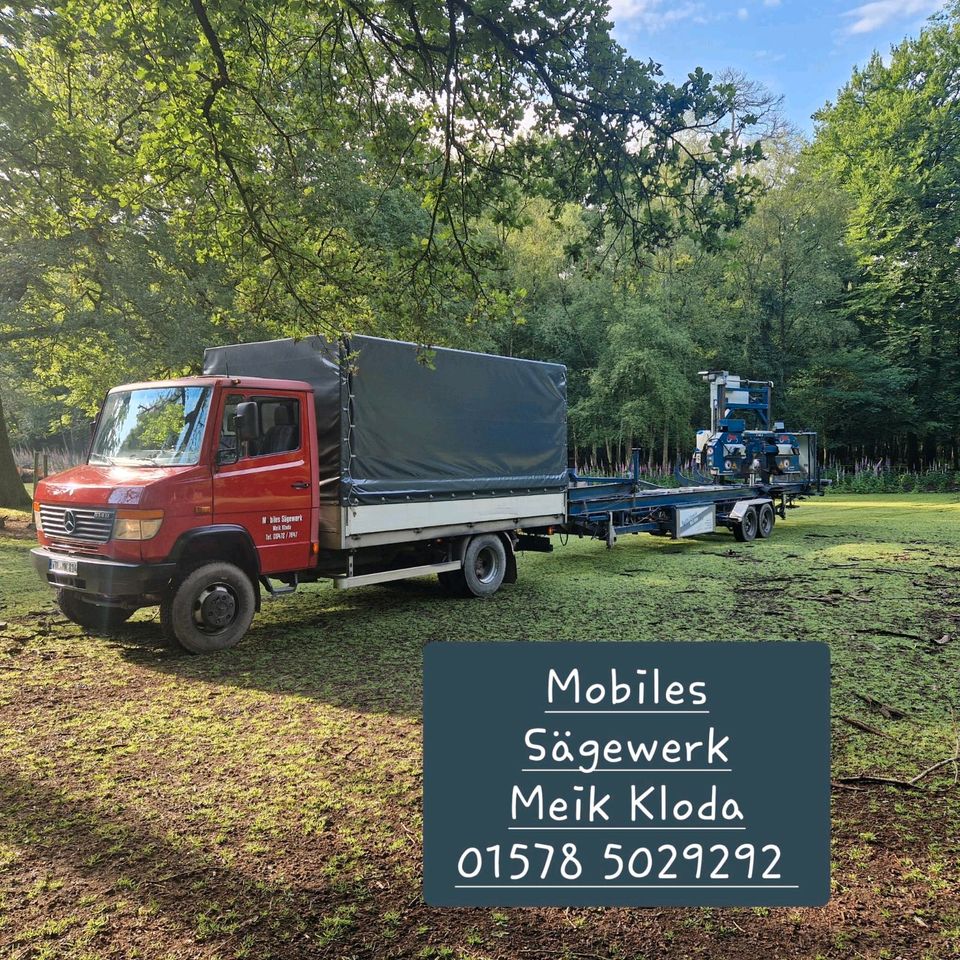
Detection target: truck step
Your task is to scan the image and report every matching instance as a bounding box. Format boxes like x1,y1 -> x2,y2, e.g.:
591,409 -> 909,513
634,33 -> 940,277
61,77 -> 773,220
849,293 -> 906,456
334,560 -> 462,590
260,574 -> 298,597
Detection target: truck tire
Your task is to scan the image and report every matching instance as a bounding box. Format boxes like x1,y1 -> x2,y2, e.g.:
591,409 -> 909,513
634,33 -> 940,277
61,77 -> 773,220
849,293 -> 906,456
160,561 -> 256,654
757,502 -> 776,538
733,506 -> 758,542
57,589 -> 133,633
442,535 -> 508,598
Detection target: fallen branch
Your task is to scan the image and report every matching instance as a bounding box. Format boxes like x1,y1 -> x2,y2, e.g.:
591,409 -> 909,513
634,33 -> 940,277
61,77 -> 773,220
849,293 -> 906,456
832,773 -> 923,791
854,693 -> 910,720
853,628 -> 924,641
838,715 -> 889,737
834,735 -> 960,791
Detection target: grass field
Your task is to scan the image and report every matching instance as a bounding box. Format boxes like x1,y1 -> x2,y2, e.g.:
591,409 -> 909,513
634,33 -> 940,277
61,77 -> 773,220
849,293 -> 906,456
0,493 -> 958,959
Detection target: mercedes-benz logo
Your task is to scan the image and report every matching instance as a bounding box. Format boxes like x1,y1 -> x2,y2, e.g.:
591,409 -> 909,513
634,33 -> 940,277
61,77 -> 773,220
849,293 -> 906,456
63,509 -> 77,535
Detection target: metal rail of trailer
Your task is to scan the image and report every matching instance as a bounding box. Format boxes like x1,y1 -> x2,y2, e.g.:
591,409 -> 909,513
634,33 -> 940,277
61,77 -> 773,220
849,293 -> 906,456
557,451 -> 783,547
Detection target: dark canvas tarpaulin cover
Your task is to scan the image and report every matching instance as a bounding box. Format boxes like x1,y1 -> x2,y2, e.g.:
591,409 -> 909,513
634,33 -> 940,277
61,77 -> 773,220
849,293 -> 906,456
203,336 -> 343,500
203,335 -> 568,505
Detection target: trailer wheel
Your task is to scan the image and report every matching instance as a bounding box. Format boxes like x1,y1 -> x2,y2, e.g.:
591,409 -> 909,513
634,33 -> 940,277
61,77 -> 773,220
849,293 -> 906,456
160,561 -> 256,654
733,506 -> 758,542
57,590 -> 133,633
757,502 -> 776,539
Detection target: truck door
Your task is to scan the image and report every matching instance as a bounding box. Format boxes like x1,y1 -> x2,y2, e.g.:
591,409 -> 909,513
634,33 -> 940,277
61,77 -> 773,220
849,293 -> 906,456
213,390 -> 313,575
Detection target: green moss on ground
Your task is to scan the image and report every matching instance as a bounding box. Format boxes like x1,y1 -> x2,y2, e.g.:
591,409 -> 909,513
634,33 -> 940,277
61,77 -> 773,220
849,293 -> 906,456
0,493 -> 957,959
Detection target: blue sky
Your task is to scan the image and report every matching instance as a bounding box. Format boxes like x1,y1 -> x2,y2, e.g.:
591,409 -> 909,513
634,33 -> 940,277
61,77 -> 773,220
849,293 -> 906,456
609,0 -> 950,132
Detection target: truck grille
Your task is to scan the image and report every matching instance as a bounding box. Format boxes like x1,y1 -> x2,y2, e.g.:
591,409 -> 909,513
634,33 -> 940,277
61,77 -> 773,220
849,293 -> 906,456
40,505 -> 115,544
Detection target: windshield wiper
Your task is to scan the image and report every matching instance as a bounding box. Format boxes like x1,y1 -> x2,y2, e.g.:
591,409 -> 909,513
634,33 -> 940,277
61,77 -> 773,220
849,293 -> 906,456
90,455 -> 117,466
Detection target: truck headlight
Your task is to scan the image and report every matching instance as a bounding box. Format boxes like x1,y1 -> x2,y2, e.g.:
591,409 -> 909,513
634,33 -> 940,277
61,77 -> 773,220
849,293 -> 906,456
33,500 -> 42,532
114,509 -> 164,540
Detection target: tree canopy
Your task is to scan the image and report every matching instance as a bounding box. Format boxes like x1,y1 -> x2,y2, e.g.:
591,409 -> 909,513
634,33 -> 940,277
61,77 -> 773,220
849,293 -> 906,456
1,0 -> 959,505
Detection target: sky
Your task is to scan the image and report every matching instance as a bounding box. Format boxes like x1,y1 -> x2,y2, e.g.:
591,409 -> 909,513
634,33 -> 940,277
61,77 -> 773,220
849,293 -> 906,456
608,0 -> 950,132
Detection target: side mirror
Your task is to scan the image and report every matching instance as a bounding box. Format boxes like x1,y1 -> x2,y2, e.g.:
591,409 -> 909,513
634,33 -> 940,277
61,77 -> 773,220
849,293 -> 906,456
216,447 -> 239,466
234,401 -> 260,443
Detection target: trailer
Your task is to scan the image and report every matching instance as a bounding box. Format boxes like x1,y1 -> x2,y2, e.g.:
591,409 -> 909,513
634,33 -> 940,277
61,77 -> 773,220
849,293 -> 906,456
555,370 -> 827,550
30,336 -> 825,653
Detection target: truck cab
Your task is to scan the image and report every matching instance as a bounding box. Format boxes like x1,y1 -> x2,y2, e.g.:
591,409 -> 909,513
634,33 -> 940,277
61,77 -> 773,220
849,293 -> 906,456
32,375 -> 323,652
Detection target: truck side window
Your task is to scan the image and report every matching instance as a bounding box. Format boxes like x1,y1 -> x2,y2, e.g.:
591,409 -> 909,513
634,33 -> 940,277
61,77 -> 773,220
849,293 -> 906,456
256,399 -> 300,456
219,394 -> 243,456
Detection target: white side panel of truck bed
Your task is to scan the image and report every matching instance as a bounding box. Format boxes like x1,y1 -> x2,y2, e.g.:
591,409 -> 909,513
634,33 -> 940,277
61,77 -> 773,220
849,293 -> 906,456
338,492 -> 567,547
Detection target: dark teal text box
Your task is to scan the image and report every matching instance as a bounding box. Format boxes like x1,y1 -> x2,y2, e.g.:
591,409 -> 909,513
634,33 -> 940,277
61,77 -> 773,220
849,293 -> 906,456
424,642 -> 830,907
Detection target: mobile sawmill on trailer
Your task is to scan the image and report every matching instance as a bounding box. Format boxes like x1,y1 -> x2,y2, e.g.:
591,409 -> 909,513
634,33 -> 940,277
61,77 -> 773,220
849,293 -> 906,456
30,336 -> 826,652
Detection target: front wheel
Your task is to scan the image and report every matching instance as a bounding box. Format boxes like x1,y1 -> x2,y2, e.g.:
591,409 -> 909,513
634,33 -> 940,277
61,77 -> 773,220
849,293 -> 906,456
57,590 -> 134,633
160,562 -> 256,654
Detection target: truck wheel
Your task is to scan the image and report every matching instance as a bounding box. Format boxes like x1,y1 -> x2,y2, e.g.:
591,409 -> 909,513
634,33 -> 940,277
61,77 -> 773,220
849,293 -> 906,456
459,534 -> 508,597
757,502 -> 776,538
733,507 -> 758,542
57,590 -> 133,633
160,562 -> 255,654
440,535 -> 507,598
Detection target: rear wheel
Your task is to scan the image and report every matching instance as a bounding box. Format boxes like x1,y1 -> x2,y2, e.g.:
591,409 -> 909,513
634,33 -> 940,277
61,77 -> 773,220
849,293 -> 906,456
757,502 -> 776,539
160,561 -> 256,654
733,506 -> 758,542
57,590 -> 134,633
439,535 -> 508,598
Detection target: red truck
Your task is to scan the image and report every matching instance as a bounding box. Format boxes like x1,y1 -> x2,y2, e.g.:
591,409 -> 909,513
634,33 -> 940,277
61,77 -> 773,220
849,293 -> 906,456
31,336 -> 569,652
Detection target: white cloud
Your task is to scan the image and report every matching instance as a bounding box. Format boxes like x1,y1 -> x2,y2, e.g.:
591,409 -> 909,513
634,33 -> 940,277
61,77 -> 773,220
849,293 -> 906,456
608,0 -> 703,31
842,0 -> 945,36
737,6 -> 749,18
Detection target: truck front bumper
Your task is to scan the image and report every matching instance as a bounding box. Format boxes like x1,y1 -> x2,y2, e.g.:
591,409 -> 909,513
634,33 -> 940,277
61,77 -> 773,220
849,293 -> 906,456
31,547 -> 177,602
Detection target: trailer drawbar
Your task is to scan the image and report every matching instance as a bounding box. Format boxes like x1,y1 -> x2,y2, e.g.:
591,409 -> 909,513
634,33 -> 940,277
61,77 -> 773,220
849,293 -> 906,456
30,337 -> 826,653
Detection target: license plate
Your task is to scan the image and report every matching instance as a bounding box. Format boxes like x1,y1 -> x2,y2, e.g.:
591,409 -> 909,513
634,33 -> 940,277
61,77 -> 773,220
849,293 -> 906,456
49,557 -> 78,576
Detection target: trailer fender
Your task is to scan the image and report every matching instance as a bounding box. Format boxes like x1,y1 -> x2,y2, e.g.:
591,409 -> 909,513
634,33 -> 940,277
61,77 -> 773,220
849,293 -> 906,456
728,497 -> 772,522
169,526 -> 263,610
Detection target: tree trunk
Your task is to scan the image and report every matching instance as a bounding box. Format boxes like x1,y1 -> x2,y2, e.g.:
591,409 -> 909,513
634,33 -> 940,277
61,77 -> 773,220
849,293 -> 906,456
0,395 -> 31,509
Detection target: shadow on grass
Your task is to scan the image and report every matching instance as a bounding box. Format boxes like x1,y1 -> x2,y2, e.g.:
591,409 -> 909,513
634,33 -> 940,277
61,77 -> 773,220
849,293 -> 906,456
97,510 -> 951,723
2,766 -> 953,960
0,766 -> 375,957
101,526 -> 825,716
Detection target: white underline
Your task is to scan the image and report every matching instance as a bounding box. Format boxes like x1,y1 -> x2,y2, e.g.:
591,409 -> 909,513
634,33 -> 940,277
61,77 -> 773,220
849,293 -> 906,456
520,768 -> 732,773
544,709 -> 710,715
454,884 -> 798,889
507,825 -> 746,831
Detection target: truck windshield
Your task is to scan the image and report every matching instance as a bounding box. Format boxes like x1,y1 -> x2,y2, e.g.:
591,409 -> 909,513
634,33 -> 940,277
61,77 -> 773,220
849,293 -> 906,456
90,386 -> 213,467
